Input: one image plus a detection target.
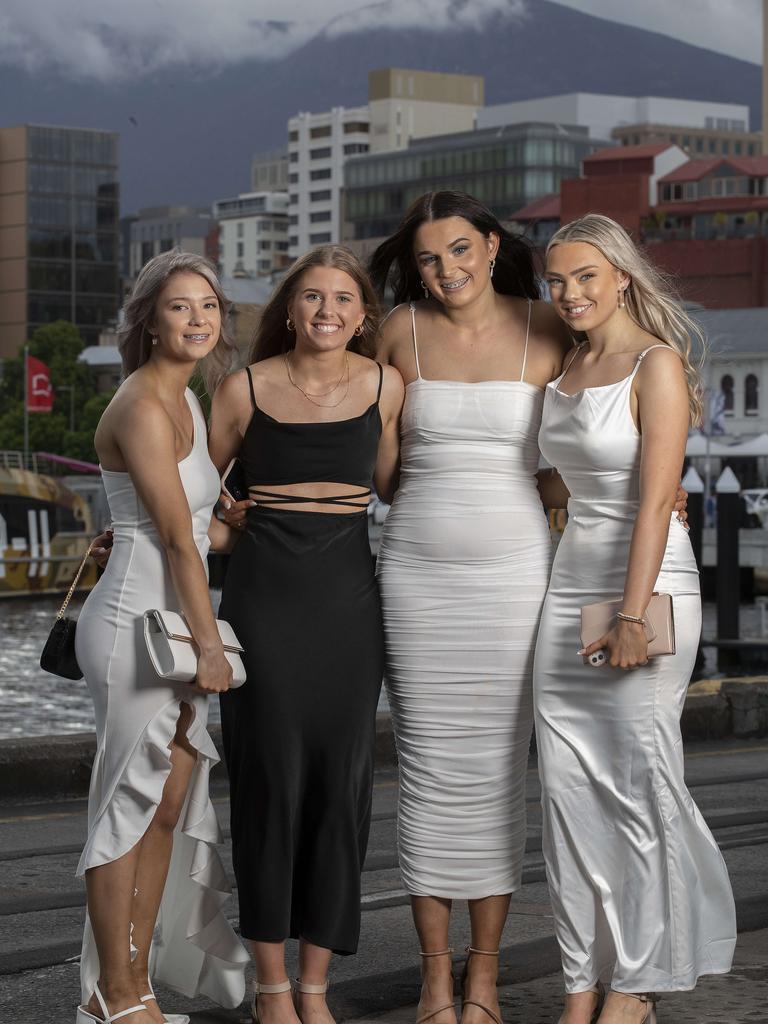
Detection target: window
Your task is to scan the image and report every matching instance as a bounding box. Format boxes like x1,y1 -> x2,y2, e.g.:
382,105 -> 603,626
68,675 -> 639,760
289,214 -> 298,225
289,130 -> 298,142
684,183 -> 696,200
721,374 -> 735,413
259,240 -> 272,251
237,242 -> 244,258
310,189 -> 332,201
735,141 -> 743,155
259,259 -> 271,272
289,235 -> 298,247
311,147 -> 332,159
289,173 -> 299,184
310,125 -> 332,139
290,152 -> 298,163
310,168 -> 332,180
289,193 -> 298,204
310,210 -> 331,223
344,122 -> 369,134
237,223 -> 244,238
310,232 -> 332,243
344,143 -> 369,155
745,374 -> 759,414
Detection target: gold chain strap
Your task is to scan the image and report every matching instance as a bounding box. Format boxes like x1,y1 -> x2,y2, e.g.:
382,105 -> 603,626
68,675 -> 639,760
56,542 -> 94,620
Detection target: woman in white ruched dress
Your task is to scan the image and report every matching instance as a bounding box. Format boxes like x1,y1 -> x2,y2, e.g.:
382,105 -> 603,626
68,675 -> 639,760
75,252 -> 247,1024
534,215 -> 734,1024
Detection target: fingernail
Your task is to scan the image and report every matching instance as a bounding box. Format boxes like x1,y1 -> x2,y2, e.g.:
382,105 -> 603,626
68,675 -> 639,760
223,500 -> 231,510
248,501 -> 257,507
577,649 -> 586,655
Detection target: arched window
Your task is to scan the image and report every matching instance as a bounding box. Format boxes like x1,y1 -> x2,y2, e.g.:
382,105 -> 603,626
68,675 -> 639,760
721,374 -> 734,413
745,373 -> 759,414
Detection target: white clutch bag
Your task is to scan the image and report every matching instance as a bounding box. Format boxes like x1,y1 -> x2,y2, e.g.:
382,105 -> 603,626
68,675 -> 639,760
143,609 -> 246,688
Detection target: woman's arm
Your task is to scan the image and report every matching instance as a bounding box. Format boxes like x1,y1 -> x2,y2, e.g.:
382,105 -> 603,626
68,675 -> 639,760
582,349 -> 690,669
209,370 -> 255,529
373,364 -> 405,505
536,468 -> 570,510
118,398 -> 232,692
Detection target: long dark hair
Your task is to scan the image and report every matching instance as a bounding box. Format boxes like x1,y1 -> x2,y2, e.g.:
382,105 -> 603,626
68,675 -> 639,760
368,190 -> 540,305
248,245 -> 382,364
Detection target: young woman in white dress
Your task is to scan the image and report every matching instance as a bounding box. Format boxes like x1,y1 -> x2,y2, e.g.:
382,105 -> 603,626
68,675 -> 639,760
75,252 -> 248,1024
369,191 -> 574,1024
535,215 -> 735,1024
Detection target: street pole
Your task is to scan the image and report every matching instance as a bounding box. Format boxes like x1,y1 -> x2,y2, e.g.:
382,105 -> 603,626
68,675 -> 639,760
23,344 -> 29,468
716,466 -> 741,673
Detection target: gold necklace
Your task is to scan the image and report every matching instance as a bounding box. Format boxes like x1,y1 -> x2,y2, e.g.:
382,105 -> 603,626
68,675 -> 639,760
285,352 -> 350,408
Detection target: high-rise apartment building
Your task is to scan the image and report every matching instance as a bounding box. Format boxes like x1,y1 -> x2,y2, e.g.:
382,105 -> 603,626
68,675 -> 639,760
128,205 -> 217,280
214,191 -> 290,278
368,68 -> 483,152
0,123 -> 120,359
287,106 -> 370,259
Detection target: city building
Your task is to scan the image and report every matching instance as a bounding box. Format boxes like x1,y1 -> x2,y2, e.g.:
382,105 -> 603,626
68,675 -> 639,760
513,145 -> 768,308
696,308 -> 768,442
478,93 -> 750,146
220,275 -> 275,353
251,148 -> 289,192
288,106 -> 370,258
214,191 -> 290,278
612,122 -> 761,159
0,123 -> 120,359
127,205 -> 217,280
368,68 -> 483,153
343,122 -> 606,244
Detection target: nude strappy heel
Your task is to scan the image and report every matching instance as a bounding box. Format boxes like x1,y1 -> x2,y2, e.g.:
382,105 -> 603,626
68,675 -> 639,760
417,948 -> 457,1024
615,992 -> 658,1023
76,982 -> 149,1023
556,981 -> 604,1024
251,979 -> 292,1024
460,947 -> 502,1024
138,979 -> 189,1024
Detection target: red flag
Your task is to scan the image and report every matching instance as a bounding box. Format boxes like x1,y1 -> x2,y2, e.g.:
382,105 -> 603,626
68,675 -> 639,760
27,354 -> 54,413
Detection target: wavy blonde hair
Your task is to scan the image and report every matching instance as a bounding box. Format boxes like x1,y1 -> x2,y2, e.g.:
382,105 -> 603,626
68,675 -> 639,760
119,249 -> 236,396
546,214 -> 704,425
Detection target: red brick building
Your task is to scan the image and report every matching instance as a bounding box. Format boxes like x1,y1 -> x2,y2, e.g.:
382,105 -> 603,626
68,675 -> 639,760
514,144 -> 768,308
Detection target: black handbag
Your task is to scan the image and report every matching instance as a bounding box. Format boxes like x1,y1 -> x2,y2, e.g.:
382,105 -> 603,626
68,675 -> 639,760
40,543 -> 93,680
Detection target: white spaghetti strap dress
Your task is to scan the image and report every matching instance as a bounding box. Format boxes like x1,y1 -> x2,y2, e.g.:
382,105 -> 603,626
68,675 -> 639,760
377,301 -> 553,898
534,346 -> 735,993
75,389 -> 248,1007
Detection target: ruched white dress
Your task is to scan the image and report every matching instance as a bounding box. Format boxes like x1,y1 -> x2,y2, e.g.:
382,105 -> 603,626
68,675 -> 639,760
534,346 -> 735,993
377,302 -> 552,898
75,389 -> 248,1008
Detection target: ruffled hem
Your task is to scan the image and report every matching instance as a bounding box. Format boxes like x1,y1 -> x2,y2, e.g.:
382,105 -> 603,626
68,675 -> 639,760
79,698 -> 248,1009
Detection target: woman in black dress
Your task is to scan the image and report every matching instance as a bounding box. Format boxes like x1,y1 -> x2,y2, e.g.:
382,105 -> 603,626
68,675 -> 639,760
210,245 -> 403,1024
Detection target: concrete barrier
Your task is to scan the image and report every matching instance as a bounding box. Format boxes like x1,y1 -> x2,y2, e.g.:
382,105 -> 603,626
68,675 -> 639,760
2,682 -> 767,803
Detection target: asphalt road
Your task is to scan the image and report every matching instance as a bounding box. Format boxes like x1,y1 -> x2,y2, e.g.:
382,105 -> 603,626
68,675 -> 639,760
1,739 -> 768,1024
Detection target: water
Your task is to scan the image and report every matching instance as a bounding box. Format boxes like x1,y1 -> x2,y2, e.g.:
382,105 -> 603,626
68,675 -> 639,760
0,595 -> 765,739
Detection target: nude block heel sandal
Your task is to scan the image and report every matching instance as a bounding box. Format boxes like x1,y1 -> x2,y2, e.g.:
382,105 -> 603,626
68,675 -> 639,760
460,947 -> 502,1024
417,948 -> 456,1024
76,982 -> 148,1023
251,979 -> 292,1024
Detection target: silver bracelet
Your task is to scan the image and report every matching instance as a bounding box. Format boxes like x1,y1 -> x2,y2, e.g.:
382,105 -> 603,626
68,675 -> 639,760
616,611 -> 646,625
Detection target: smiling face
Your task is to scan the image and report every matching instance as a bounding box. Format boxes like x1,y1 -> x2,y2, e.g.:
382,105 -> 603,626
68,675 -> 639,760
413,216 -> 498,307
545,241 -> 629,330
287,265 -> 366,351
149,271 -> 222,363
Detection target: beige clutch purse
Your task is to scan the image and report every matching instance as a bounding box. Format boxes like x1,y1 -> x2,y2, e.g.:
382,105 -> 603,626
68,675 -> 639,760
580,593 -> 675,659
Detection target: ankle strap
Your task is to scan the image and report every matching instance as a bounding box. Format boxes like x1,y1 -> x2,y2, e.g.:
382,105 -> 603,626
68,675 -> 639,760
465,946 -> 499,956
619,992 -> 657,1004
253,980 -> 292,995
419,947 -> 454,957
295,979 -> 329,994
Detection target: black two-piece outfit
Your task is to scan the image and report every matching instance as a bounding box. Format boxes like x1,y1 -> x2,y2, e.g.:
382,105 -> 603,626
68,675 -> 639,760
219,363 -> 385,955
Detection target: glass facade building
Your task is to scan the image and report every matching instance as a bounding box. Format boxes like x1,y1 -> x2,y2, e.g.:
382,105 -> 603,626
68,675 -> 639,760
343,122 -> 603,240
0,124 -> 120,357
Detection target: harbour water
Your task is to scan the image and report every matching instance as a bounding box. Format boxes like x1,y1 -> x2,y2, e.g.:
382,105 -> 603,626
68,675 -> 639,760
1,594 -> 766,739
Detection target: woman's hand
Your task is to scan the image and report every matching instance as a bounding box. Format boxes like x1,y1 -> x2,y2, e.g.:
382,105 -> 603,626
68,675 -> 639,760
219,493 -> 254,531
580,619 -> 649,669
91,529 -> 113,569
674,483 -> 688,526
193,647 -> 233,694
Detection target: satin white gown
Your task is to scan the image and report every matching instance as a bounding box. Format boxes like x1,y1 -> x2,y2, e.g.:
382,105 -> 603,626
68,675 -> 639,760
534,346 -> 736,993
377,302 -> 552,898
75,389 -> 248,1007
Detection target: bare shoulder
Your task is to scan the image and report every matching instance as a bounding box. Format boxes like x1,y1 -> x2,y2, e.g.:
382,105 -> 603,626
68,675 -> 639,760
636,343 -> 686,384
377,302 -> 415,359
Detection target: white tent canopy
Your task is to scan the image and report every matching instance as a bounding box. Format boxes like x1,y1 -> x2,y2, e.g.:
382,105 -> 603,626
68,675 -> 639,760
686,432 -> 768,458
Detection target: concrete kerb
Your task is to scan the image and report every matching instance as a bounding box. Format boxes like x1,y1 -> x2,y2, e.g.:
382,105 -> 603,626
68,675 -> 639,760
2,679 -> 767,802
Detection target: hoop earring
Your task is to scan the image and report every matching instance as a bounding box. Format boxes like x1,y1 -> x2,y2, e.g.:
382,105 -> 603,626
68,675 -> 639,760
617,289 -> 626,309
489,258 -> 496,278
354,322 -> 364,336
421,280 -> 429,299
286,317 -> 295,331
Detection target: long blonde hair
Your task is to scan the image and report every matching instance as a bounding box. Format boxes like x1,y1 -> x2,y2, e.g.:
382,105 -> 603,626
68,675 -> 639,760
119,249 -> 236,395
248,245 -> 381,364
547,214 -> 704,425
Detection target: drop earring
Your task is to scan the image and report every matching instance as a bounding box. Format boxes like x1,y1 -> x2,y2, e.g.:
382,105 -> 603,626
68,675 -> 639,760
421,280 -> 429,299
151,336 -> 158,346
618,289 -> 626,309
286,317 -> 295,331
489,258 -> 496,278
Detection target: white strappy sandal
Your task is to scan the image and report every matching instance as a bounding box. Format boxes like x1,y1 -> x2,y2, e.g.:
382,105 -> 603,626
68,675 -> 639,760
252,978 -> 293,1024
76,982 -> 148,1023
139,980 -> 190,1024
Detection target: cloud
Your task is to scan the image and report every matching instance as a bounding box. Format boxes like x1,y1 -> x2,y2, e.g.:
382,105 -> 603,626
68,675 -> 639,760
0,0 -> 526,81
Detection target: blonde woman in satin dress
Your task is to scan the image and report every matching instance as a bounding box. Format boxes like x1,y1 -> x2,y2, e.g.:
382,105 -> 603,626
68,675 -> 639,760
369,192 -> 574,1024
534,215 -> 735,1024
75,252 -> 248,1024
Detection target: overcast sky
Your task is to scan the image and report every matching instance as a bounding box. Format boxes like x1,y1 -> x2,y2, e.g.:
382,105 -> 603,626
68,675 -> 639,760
0,0 -> 760,81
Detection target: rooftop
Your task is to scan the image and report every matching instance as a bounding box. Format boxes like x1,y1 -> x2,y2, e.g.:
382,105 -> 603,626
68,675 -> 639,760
512,193 -> 561,221
693,307 -> 768,356
660,155 -> 768,182
585,142 -> 675,162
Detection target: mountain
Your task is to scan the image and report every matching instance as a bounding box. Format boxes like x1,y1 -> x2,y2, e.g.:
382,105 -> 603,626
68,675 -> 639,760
0,0 -> 760,214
